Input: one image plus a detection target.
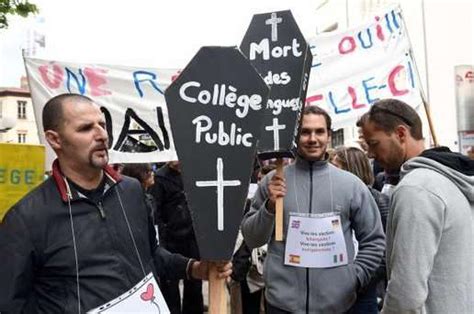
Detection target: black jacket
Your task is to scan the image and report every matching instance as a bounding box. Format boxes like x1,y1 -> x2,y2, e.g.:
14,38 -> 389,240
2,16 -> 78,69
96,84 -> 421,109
0,160 -> 189,313
421,146 -> 474,175
150,165 -> 196,246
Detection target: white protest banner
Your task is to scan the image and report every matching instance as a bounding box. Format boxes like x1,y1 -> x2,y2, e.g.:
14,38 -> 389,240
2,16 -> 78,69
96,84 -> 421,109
306,6 -> 423,129
25,57 -> 179,169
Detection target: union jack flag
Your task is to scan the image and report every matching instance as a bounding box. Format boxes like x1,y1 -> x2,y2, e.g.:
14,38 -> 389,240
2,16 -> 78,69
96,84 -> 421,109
291,220 -> 300,229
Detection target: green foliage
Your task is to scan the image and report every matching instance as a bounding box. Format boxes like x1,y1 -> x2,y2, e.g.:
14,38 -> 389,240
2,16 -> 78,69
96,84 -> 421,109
0,0 -> 39,29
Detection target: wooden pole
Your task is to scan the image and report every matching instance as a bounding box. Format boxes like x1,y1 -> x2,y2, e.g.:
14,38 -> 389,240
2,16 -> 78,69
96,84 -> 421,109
421,95 -> 439,147
275,158 -> 284,241
398,11 -> 437,147
208,262 -> 227,314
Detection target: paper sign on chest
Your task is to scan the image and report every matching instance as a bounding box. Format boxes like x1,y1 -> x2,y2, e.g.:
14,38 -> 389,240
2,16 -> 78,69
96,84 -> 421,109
240,10 -> 313,159
165,47 -> 269,260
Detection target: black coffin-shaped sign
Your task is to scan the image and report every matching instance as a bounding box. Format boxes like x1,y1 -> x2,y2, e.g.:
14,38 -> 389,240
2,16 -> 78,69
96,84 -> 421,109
240,10 -> 313,159
165,47 -> 269,260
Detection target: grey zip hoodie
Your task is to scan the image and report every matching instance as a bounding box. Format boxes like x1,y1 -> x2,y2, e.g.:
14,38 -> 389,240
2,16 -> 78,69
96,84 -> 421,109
241,157 -> 385,313
382,156 -> 474,314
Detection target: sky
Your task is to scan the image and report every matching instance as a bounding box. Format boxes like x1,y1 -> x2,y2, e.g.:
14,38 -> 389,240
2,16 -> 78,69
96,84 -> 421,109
0,0 -> 320,87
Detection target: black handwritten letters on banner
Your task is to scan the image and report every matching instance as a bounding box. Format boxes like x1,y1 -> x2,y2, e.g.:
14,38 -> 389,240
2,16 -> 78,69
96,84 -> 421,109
241,10 -> 313,159
165,47 -> 269,260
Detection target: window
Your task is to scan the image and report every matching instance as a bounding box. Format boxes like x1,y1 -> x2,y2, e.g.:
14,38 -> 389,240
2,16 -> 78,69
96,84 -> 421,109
18,133 -> 27,143
17,101 -> 27,119
331,128 -> 344,148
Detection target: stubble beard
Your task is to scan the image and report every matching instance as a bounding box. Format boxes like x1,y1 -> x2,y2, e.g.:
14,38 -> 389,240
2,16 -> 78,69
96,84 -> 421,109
89,150 -> 109,169
384,141 -> 405,171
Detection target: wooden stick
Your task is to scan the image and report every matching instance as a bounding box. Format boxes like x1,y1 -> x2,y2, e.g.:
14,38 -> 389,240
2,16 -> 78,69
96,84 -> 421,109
421,95 -> 439,147
208,262 -> 227,314
398,15 -> 437,148
275,158 -> 284,241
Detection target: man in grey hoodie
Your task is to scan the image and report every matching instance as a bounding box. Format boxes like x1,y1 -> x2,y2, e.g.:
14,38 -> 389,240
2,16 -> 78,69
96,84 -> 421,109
359,98 -> 474,313
241,105 -> 385,313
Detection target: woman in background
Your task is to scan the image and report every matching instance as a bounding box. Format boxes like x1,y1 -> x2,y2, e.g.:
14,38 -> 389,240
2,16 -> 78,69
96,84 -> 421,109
331,147 -> 389,229
331,146 -> 389,313
121,163 -> 158,242
121,163 -> 154,190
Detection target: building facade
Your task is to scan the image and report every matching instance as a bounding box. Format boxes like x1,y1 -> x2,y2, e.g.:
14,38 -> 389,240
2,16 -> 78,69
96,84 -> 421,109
0,86 -> 40,144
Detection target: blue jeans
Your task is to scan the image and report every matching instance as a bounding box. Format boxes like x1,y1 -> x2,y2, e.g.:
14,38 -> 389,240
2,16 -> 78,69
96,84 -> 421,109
349,281 -> 378,314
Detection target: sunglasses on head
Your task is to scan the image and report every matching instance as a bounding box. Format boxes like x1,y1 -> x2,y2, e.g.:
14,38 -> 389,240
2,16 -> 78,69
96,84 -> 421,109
369,106 -> 413,127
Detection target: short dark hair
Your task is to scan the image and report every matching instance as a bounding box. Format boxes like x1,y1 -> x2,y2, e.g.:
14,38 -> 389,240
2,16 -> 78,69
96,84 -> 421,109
121,163 -> 152,185
356,112 -> 369,127
357,99 -> 423,140
42,93 -> 94,131
303,105 -> 332,131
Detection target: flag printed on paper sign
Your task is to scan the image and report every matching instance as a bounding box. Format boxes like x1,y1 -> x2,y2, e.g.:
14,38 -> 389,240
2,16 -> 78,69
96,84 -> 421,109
291,220 -> 301,229
333,254 -> 344,264
289,254 -> 301,264
331,219 -> 340,229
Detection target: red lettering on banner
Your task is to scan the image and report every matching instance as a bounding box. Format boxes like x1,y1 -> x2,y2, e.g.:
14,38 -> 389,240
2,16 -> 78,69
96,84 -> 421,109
84,68 -> 111,96
171,70 -> 182,82
388,65 -> 408,96
348,86 -> 366,109
338,36 -> 356,54
465,71 -> 474,83
305,94 -> 323,106
39,63 -> 64,89
375,16 -> 385,41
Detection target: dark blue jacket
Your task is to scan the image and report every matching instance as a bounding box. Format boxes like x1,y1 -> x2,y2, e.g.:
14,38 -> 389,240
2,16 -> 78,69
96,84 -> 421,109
0,160 -> 189,313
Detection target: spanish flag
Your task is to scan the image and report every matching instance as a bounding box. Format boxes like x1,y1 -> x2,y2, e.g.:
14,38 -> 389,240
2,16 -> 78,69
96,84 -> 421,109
289,254 -> 301,264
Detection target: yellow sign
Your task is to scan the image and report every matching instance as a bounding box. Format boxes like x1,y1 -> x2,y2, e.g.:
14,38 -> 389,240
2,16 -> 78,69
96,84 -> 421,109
0,143 -> 45,220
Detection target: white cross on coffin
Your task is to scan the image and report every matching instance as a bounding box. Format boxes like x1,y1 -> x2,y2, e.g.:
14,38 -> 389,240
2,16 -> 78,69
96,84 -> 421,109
265,12 -> 283,42
265,117 -> 286,150
195,158 -> 241,231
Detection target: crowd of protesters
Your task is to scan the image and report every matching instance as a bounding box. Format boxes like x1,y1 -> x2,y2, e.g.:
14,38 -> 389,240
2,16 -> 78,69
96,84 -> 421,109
0,94 -> 472,314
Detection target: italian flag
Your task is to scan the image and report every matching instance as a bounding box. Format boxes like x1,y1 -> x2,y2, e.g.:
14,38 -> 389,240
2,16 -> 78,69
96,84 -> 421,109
333,254 -> 344,263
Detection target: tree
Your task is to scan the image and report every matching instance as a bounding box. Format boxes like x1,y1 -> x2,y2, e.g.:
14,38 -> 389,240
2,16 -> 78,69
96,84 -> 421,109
0,0 -> 38,29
